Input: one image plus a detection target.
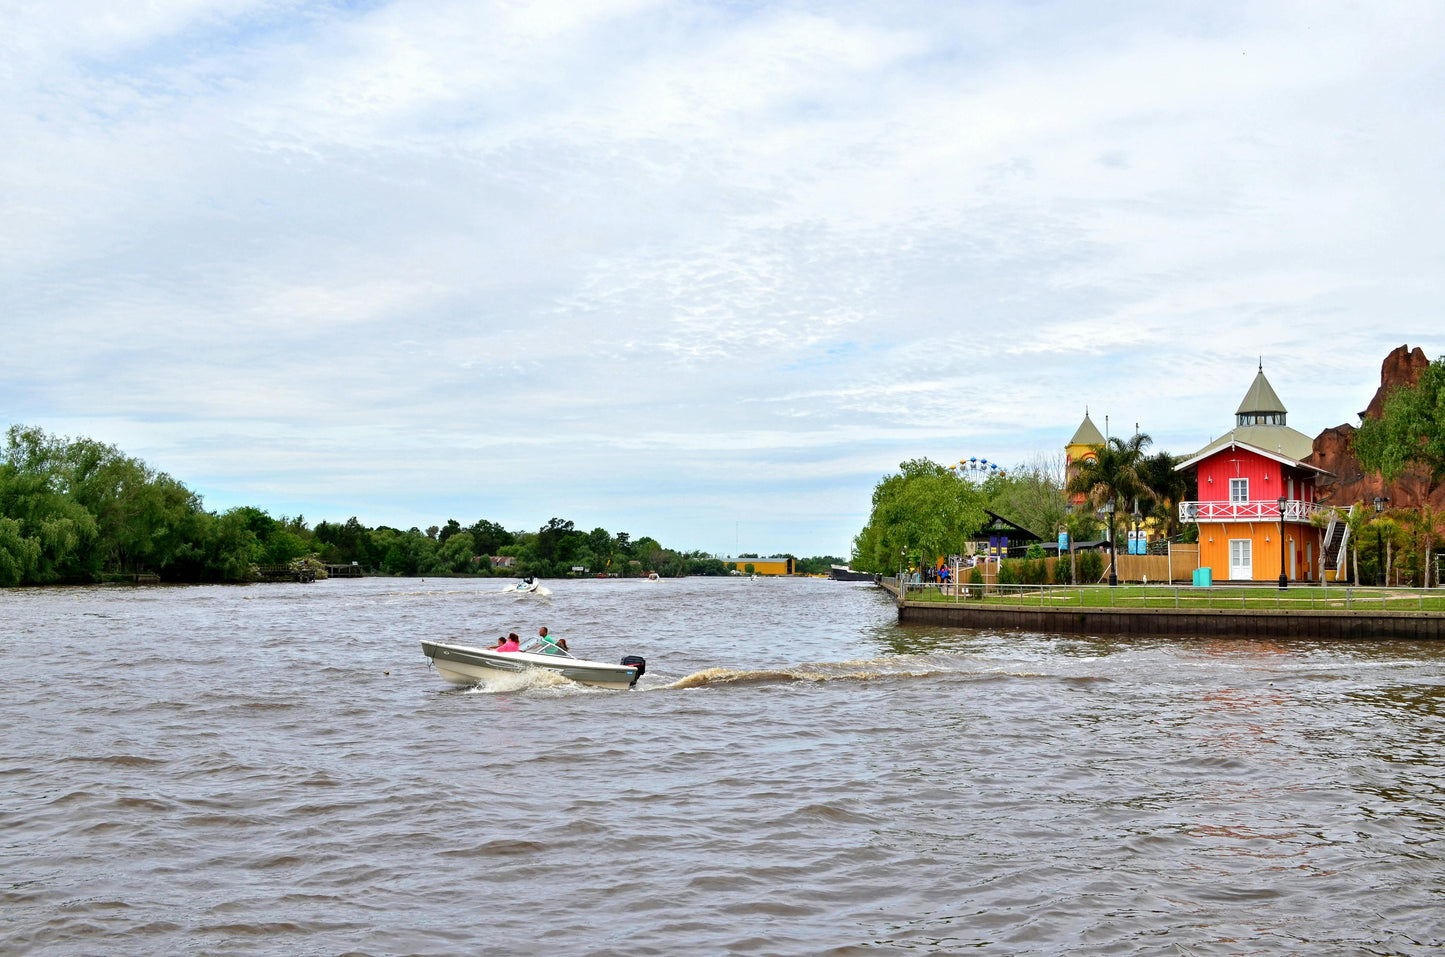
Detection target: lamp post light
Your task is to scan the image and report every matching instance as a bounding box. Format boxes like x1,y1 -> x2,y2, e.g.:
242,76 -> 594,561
1104,498 -> 1118,587
1276,495 -> 1288,590
1373,496 -> 1388,587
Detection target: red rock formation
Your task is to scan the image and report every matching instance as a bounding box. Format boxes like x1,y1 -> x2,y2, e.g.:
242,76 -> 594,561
1358,345 -> 1429,421
1311,345 -> 1445,511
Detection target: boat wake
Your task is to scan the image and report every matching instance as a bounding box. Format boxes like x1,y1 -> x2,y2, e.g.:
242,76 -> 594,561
659,657 -> 950,690
500,582 -> 553,598
458,669 -> 588,694
657,655 -> 1055,690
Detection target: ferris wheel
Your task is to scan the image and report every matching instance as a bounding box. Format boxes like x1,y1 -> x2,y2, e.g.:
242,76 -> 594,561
949,457 -> 1007,480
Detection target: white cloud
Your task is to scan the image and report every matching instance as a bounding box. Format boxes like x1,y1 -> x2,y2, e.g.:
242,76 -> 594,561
3,1 -> 1443,555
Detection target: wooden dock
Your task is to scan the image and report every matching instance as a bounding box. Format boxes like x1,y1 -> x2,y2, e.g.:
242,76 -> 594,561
256,564 -> 317,583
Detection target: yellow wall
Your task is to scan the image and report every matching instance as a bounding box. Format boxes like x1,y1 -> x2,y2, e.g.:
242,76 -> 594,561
734,559 -> 792,575
1197,522 -> 1322,582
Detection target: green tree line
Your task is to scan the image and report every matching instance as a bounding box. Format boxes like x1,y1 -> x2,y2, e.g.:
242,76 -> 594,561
0,426 -> 838,585
850,441 -> 1196,576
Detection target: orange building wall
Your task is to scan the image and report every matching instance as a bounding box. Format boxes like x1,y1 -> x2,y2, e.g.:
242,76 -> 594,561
1197,522 -> 1323,582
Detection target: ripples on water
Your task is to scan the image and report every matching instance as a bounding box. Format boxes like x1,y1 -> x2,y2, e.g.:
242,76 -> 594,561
2,577 -> 1443,955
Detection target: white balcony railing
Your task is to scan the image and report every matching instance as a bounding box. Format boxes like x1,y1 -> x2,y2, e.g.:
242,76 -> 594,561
1179,499 -> 1322,523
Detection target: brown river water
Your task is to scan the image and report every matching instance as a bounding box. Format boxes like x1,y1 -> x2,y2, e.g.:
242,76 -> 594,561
3,576 -> 1444,955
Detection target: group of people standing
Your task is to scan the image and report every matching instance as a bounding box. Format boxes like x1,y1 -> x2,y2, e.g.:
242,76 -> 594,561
492,626 -> 569,655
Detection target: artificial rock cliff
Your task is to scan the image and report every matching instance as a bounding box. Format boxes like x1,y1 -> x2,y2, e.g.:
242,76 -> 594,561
1308,345 -> 1445,511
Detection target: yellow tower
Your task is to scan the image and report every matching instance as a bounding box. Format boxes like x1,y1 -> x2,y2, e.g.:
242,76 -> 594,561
1065,411 -> 1105,505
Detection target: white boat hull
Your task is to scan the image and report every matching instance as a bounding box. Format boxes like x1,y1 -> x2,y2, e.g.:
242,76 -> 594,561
421,640 -> 639,690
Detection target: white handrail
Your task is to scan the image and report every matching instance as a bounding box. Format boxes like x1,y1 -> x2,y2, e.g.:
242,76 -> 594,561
1178,499 -> 1321,522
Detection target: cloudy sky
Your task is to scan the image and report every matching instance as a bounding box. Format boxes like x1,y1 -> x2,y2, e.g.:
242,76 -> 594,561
3,1 -> 1441,556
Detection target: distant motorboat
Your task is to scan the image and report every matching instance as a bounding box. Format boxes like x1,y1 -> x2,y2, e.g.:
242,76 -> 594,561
502,577 -> 552,597
645,572 -> 660,581
421,639 -> 644,690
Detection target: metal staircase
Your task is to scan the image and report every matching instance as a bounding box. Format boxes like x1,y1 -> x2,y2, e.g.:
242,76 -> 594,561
1322,505 -> 1354,573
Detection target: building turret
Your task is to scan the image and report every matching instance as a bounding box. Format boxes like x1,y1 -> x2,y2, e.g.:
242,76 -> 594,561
1065,411 -> 1106,505
1236,361 -> 1287,427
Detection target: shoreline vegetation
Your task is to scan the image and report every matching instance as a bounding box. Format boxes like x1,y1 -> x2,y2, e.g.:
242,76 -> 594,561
0,426 -> 840,587
898,581 -> 1445,612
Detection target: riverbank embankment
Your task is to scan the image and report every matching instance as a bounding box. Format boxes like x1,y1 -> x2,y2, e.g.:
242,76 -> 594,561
883,580 -> 1445,639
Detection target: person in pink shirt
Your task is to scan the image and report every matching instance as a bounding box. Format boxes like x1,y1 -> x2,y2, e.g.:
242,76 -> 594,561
495,633 -> 521,653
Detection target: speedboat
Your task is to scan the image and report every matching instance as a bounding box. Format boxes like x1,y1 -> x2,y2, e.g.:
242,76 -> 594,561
502,577 -> 551,596
421,638 -> 645,690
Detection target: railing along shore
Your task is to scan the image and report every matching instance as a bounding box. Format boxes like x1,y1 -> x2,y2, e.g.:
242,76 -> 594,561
897,580 -> 1445,612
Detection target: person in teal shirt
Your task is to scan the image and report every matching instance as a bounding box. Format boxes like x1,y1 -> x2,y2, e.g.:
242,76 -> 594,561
537,626 -> 568,654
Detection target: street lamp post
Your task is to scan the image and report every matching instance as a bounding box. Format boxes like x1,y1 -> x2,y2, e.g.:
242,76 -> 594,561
1276,495 -> 1288,590
1105,499 -> 1118,587
1373,496 -> 1389,586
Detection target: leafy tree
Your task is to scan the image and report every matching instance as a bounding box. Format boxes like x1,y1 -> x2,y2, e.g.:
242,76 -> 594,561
986,453 -> 1067,544
535,517 -> 578,568
0,516 -> 41,585
204,509 -> 262,580
1398,505 -> 1445,587
586,526 -> 614,572
467,519 -> 514,557
0,427 -> 100,581
852,458 -> 988,573
1355,357 -> 1445,483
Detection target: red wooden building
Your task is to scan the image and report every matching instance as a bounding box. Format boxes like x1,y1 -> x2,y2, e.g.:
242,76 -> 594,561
1175,365 -> 1329,583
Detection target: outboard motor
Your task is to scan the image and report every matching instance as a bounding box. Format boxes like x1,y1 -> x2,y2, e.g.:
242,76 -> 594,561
620,655 -> 646,687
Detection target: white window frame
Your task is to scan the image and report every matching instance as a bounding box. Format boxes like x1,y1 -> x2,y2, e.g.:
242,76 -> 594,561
1230,478 -> 1249,503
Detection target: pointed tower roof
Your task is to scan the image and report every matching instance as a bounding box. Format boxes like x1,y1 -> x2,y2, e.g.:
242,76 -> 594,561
1068,412 -> 1105,447
1178,361 -> 1315,466
1236,363 -> 1287,415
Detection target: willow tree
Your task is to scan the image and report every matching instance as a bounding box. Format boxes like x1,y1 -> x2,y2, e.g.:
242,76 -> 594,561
1065,434 -> 1153,586
852,459 -> 988,574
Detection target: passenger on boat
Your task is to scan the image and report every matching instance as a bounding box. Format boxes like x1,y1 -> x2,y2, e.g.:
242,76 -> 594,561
537,626 -> 568,653
496,633 -> 521,653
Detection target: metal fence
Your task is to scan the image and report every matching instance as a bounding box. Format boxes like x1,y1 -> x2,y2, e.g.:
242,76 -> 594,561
898,578 -> 1445,611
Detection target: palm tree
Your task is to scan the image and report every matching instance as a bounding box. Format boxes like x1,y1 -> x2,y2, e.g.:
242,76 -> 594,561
1400,505 -> 1445,588
1065,434 -> 1153,586
1136,450 -> 1191,539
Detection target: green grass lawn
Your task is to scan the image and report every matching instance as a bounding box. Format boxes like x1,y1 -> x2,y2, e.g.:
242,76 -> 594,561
901,583 -> 1445,612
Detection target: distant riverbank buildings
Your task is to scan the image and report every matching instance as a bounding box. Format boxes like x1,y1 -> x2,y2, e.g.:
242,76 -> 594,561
1071,364 -> 1337,584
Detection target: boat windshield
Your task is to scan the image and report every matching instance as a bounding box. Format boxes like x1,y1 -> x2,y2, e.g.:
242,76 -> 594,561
519,638 -> 575,658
